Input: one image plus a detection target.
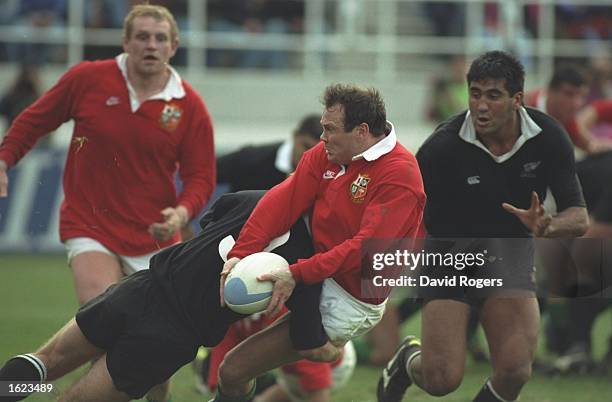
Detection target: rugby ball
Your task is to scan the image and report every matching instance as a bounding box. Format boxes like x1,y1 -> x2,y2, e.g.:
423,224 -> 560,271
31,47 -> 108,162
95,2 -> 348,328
223,252 -> 288,314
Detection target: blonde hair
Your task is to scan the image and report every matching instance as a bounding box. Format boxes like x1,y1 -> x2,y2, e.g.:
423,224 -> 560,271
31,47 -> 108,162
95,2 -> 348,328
123,4 -> 179,43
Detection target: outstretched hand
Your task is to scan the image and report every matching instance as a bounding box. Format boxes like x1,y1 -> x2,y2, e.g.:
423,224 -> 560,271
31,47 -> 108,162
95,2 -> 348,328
257,265 -> 296,317
502,191 -> 552,237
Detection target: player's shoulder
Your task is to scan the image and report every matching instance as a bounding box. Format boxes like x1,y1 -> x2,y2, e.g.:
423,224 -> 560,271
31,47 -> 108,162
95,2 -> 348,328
386,142 -> 419,169
524,107 -> 573,148
62,59 -> 116,80
419,111 -> 467,157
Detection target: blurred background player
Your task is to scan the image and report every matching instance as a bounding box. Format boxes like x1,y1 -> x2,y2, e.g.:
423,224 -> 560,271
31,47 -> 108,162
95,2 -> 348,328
525,65 -> 612,373
217,113 -> 321,192
0,4 -> 215,402
0,64 -> 41,129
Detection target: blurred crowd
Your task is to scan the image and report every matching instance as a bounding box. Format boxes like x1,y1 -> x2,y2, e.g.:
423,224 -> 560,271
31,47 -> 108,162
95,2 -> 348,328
0,1 -> 611,69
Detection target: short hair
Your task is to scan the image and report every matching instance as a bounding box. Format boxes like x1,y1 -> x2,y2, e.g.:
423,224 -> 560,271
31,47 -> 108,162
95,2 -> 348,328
322,83 -> 388,137
549,64 -> 588,90
294,114 -> 322,141
123,3 -> 179,43
467,51 -> 525,96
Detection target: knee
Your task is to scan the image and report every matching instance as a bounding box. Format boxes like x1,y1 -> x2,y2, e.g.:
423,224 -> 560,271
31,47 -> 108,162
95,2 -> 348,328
298,343 -> 341,363
218,352 -> 247,387
494,362 -> 532,388
423,367 -> 463,397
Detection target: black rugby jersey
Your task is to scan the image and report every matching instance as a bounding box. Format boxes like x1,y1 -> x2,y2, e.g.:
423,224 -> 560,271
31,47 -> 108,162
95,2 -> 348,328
217,142 -> 288,192
149,190 -> 316,346
416,107 -> 585,237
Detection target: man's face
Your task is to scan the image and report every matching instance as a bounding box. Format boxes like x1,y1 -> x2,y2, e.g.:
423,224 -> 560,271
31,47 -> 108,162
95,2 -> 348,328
320,104 -> 358,165
468,79 -> 522,137
123,16 -> 178,77
291,134 -> 320,169
548,83 -> 588,123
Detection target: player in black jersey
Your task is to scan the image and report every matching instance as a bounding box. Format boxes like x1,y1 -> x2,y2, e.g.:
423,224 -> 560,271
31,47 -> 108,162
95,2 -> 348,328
0,191 -> 327,402
378,51 -> 588,402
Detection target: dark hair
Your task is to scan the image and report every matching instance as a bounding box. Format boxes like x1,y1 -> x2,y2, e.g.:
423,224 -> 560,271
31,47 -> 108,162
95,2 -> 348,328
294,114 -> 322,140
549,64 -> 588,89
467,51 -> 525,96
322,83 -> 388,136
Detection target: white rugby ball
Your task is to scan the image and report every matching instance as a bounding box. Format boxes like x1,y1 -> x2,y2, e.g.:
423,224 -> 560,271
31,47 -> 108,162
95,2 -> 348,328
223,252 -> 288,315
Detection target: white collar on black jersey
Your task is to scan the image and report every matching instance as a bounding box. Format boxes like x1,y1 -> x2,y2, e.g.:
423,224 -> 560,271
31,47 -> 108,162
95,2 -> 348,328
352,121 -> 397,162
116,53 -> 186,113
459,107 -> 542,163
275,139 -> 293,174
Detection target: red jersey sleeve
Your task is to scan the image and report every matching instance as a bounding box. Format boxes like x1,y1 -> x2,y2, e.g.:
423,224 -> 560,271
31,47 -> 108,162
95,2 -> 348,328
0,62 -> 89,168
290,167 -> 425,284
593,99 -> 612,124
176,91 -> 216,218
564,118 -> 589,151
228,145 -> 324,258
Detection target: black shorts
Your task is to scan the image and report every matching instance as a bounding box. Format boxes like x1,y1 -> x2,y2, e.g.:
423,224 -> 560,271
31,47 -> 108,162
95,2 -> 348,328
75,270 -> 199,399
416,238 -> 536,306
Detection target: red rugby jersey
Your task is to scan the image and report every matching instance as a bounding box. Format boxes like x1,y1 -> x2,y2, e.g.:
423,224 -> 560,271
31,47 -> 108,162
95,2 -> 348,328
229,129 -> 425,303
0,58 -> 215,255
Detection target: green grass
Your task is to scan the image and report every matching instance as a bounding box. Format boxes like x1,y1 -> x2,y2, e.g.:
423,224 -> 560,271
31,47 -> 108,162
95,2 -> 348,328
0,254 -> 611,401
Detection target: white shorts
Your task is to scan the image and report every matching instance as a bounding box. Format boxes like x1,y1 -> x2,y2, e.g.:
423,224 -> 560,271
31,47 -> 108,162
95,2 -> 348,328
320,279 -> 387,345
64,237 -> 160,275
278,341 -> 357,402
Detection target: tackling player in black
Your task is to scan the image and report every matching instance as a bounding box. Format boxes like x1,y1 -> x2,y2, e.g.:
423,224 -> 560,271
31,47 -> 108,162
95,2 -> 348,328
0,191 -> 327,402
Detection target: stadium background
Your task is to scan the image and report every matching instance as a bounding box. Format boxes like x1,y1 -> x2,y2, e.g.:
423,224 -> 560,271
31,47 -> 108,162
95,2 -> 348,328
0,0 -> 611,401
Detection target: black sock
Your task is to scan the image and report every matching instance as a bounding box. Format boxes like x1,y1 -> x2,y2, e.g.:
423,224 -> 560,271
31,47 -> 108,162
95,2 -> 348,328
0,354 -> 47,401
213,382 -> 256,402
473,379 -> 514,402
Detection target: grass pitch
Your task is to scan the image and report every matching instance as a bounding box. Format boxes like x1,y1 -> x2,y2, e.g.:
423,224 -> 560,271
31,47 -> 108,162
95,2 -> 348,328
0,254 -> 610,401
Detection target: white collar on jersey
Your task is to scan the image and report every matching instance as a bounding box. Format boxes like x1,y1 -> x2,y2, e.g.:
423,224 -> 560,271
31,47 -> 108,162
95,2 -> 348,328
352,121 -> 397,162
459,107 -> 542,164
115,53 -> 186,112
275,138 -> 293,174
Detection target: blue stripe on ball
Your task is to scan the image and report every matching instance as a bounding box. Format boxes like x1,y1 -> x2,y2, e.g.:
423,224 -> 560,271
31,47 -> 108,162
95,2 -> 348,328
225,277 -> 273,304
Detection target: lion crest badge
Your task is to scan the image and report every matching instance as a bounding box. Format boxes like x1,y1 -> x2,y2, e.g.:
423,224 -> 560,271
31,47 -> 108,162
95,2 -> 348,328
159,103 -> 183,132
350,173 -> 370,203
